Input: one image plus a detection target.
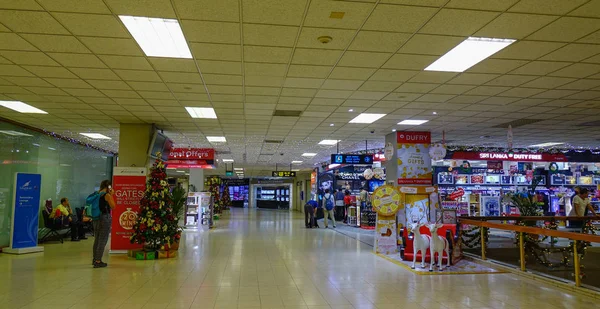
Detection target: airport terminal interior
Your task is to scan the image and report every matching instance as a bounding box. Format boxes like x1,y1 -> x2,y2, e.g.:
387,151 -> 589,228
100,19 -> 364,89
1,0 -> 600,308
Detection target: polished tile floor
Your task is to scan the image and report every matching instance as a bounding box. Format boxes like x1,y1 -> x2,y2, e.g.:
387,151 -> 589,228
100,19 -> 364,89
0,208 -> 597,309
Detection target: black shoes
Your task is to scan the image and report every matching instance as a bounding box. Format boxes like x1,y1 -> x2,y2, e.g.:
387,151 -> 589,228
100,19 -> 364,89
93,261 -> 107,268
71,238 -> 80,242
79,236 -> 88,240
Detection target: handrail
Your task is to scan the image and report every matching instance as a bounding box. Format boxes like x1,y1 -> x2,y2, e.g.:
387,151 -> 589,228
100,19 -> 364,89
459,216 -> 600,221
457,217 -> 600,288
459,219 -> 600,244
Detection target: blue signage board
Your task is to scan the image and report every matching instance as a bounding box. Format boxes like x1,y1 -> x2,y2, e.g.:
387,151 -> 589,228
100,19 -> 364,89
10,173 -> 42,249
331,154 -> 373,165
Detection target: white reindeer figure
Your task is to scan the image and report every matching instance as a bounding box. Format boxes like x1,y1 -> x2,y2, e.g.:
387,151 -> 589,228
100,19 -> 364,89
427,223 -> 450,271
409,221 -> 431,269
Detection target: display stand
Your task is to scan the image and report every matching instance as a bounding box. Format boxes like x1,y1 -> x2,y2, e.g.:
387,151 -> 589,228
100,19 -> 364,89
371,185 -> 401,255
347,206 -> 357,226
185,192 -> 213,228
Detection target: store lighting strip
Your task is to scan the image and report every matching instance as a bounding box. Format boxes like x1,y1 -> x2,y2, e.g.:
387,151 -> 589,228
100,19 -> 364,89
349,113 -> 386,124
185,107 -> 217,119
80,133 -> 111,139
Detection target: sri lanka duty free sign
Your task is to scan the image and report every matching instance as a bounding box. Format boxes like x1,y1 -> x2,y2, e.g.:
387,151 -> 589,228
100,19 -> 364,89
397,131 -> 432,185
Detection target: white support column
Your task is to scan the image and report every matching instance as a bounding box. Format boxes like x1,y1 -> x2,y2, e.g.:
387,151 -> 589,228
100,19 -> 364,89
189,168 -> 204,192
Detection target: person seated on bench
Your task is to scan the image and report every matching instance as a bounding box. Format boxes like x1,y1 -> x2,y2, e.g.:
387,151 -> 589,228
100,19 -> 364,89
51,197 -> 88,241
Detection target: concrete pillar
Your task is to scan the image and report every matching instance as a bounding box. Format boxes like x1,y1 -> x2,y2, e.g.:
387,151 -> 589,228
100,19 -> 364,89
384,132 -> 397,185
189,168 -> 204,192
118,124 -> 153,167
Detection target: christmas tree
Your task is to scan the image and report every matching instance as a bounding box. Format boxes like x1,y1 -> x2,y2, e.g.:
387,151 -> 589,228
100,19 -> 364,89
206,176 -> 221,214
130,155 -> 181,250
221,183 -> 231,209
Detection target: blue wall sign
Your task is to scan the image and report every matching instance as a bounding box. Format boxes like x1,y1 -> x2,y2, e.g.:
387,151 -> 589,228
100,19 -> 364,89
10,173 -> 42,249
331,154 -> 373,165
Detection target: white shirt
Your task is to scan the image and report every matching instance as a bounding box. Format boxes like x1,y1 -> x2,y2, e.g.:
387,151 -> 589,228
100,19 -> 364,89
569,195 -> 590,216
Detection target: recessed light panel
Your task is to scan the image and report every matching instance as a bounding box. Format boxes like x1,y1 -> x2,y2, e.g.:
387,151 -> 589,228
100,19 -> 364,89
0,130 -> 33,137
119,15 -> 192,59
349,113 -> 386,124
185,107 -> 217,119
318,139 -> 340,145
0,101 -> 47,114
80,133 -> 111,139
291,161 -> 303,164
398,120 -> 428,125
207,136 -> 226,142
222,159 -> 234,162
302,153 -> 317,157
425,37 -> 516,72
529,142 -> 564,147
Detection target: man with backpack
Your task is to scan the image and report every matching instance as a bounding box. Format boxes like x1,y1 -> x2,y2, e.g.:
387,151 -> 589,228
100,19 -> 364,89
322,189 -> 336,228
87,180 -> 116,268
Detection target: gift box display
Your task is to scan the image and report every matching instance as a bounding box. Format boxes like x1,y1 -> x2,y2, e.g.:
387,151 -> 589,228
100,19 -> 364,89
158,250 -> 178,259
134,250 -> 156,260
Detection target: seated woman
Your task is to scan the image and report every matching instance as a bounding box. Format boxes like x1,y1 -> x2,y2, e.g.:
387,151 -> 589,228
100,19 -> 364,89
52,198 -> 88,241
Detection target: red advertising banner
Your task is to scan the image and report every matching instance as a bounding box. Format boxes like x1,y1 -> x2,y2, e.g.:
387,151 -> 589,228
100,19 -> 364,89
111,167 -> 146,252
452,151 -> 568,162
168,148 -> 215,167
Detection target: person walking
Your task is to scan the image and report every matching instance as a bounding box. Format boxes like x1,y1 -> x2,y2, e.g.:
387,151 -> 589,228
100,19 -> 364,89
304,199 -> 318,228
322,189 -> 336,228
92,180 -> 115,268
569,187 -> 598,230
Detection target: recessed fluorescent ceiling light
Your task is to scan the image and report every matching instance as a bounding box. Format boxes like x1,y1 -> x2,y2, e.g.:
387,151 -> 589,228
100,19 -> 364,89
176,171 -> 185,173
185,107 -> 217,119
302,153 -> 317,157
119,15 -> 192,59
80,133 -> 111,139
0,101 -> 47,114
398,120 -> 428,125
234,167 -> 244,171
425,37 -> 516,72
529,142 -> 564,147
319,139 -> 340,145
291,161 -> 303,164
349,113 -> 386,124
222,159 -> 234,162
0,130 -> 32,137
206,136 -> 226,142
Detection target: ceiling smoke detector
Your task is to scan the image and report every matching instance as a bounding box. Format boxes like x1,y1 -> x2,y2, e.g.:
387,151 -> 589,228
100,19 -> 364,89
317,36 -> 333,44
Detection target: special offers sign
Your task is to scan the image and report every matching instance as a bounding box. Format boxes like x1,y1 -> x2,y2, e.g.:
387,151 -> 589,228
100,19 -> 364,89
397,132 -> 432,185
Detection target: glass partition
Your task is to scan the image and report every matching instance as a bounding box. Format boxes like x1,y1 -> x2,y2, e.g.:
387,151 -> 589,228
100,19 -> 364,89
0,120 -> 114,247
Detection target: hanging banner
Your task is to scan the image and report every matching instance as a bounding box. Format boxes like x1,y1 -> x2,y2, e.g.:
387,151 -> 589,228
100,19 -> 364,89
168,148 -> 215,168
451,151 -> 567,162
5,173 -> 44,254
397,132 -> 432,185
111,167 -> 146,253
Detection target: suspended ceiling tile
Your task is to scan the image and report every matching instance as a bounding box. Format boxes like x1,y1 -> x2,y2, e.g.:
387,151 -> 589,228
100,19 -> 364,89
0,33 -> 38,51
363,4 -> 437,33
474,13 -> 557,40
468,59 -> 529,74
292,48 -> 343,66
243,24 -> 298,47
244,46 -> 292,63
383,54 -> 437,70
445,0 -> 518,11
197,60 -> 241,75
419,8 -> 499,36
104,0 -> 176,18
508,0 -> 588,15
181,20 -> 240,44
53,13 -> 130,38
242,0 -> 307,26
304,0 -> 373,29
349,31 -> 410,53
527,17 -> 600,42
0,51 -> 60,66
492,41 -> 565,60
190,43 -> 241,61
287,65 -> 331,79
540,43 -> 600,61
0,10 -> 68,34
510,61 -> 571,75
79,37 -> 143,56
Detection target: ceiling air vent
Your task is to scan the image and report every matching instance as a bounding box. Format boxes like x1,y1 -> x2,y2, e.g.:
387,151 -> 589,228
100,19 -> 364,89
264,139 -> 284,144
273,110 -> 302,117
492,119 -> 544,129
579,121 -> 600,126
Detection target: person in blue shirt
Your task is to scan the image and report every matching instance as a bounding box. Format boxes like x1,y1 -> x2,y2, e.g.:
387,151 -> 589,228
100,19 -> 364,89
305,199 -> 318,228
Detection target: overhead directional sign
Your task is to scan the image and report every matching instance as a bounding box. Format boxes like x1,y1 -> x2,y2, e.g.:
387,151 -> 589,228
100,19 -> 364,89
272,171 -> 296,177
331,154 -> 373,165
